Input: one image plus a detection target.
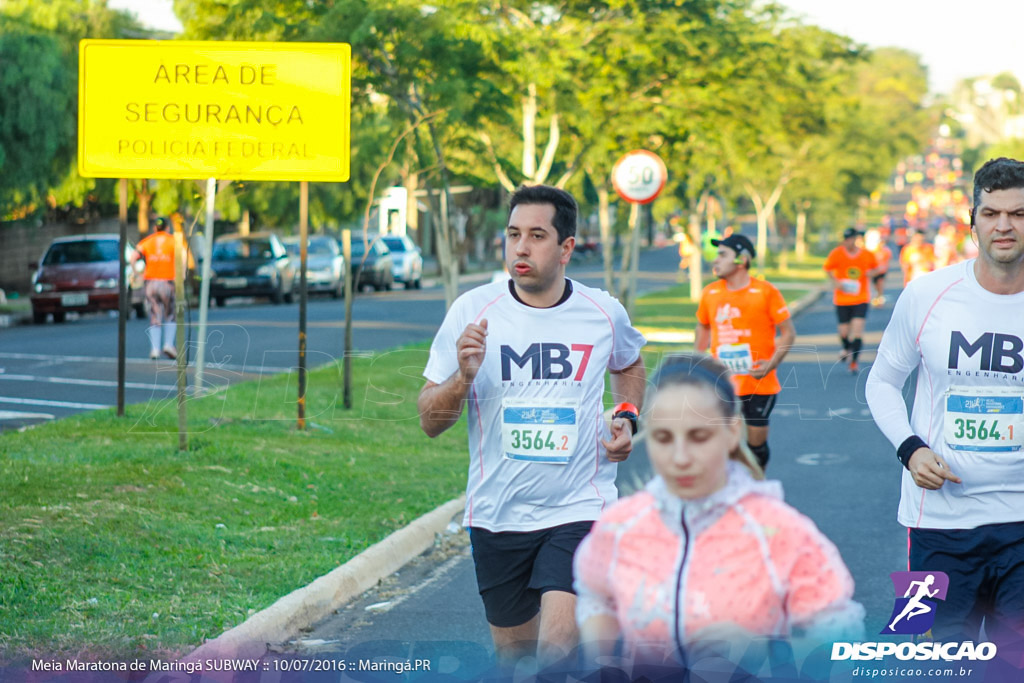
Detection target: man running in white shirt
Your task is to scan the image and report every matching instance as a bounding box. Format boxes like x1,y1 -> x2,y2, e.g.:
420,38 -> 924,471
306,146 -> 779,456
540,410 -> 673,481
866,157 -> 1024,660
418,185 -> 647,669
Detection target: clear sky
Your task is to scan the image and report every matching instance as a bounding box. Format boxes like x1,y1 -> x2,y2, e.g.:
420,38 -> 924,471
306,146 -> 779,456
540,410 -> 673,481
107,0 -> 183,34
778,0 -> 1024,96
110,0 -> 1022,96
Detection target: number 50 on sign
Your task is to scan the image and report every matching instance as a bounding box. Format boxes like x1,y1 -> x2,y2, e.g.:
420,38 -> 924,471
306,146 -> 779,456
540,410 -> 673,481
612,150 -> 667,204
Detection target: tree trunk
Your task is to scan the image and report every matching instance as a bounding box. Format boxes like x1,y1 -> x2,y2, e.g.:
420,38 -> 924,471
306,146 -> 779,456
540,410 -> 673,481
596,183 -> 615,294
522,82 -> 537,180
422,121 -> 459,309
135,179 -> 153,236
618,202 -> 640,314
795,209 -> 807,261
688,209 -> 703,300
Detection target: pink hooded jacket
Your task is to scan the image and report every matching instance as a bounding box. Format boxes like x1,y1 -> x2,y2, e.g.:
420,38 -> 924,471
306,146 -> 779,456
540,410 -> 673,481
574,462 -> 864,653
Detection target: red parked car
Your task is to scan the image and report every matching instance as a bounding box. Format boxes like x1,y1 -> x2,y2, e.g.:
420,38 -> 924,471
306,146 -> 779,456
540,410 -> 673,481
30,234 -> 146,324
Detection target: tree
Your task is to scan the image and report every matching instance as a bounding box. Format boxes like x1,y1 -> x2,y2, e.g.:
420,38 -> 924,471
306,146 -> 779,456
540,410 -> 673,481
0,27 -> 70,215
0,0 -> 147,218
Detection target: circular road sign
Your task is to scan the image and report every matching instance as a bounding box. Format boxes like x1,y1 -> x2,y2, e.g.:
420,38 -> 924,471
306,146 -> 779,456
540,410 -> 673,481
612,150 -> 667,204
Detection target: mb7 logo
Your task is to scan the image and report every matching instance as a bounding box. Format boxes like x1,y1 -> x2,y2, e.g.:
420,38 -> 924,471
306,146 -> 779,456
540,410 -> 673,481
948,331 -> 1024,373
500,343 -> 594,381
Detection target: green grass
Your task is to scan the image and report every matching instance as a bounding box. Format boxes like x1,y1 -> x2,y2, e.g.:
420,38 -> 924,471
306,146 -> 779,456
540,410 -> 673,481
0,268 -> 827,665
630,268 -> 822,365
0,297 -> 30,315
0,346 -> 466,664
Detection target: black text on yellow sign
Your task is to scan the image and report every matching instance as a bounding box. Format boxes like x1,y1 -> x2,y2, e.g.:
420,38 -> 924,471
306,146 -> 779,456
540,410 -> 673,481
78,40 -> 351,182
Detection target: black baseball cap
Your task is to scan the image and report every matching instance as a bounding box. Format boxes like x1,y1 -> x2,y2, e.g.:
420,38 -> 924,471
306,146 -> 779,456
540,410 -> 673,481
710,234 -> 756,259
843,227 -> 862,239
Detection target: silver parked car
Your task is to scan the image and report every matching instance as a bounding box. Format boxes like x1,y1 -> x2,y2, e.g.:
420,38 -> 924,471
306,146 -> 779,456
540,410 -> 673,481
381,234 -> 423,289
282,235 -> 346,298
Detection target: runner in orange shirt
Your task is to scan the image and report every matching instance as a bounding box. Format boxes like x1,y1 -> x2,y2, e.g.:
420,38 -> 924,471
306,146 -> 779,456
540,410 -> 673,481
898,230 -> 937,284
864,228 -> 893,307
132,217 -> 178,360
824,228 -> 881,374
696,234 -> 796,470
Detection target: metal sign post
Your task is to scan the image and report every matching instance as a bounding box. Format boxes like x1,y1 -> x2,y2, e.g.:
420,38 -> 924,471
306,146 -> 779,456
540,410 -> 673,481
195,178 -> 217,395
611,150 -> 668,315
298,181 -> 309,429
117,178 -> 128,417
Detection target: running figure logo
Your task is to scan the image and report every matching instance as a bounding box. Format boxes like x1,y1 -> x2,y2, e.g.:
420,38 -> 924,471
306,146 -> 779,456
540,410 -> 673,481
881,571 -> 950,635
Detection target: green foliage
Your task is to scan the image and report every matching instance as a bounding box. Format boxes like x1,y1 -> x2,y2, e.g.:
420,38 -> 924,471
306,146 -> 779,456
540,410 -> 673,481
3,0 -> 940,235
0,28 -> 71,214
0,0 -> 147,217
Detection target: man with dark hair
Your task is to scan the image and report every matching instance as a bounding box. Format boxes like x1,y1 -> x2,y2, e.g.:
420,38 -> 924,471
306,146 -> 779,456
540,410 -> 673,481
867,157 -> 1024,661
696,233 -> 796,470
132,217 -> 178,360
508,184 -> 579,244
418,184 -> 646,670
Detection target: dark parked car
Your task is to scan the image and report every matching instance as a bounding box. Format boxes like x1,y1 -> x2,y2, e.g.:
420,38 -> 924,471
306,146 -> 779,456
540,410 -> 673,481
281,235 -> 346,298
381,234 -> 423,289
30,234 -> 146,324
348,234 -> 394,291
208,232 -> 295,306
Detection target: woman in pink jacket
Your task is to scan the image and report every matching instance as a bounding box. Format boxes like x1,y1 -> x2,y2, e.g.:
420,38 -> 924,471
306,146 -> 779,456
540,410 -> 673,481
574,353 -> 864,666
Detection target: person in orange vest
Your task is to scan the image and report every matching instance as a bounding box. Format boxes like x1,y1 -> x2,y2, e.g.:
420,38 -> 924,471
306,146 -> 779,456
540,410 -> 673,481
824,228 -> 881,373
132,217 -> 178,360
696,234 -> 796,470
898,230 -> 937,285
864,229 -> 893,307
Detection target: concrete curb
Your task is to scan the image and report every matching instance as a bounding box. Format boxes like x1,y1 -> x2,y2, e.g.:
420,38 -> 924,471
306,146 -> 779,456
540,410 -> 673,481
0,311 -> 30,328
183,496 -> 466,663
787,285 -> 827,317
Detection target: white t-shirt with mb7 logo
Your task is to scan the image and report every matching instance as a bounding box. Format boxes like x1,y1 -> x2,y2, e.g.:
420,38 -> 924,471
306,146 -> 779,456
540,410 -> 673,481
424,279 -> 646,532
867,259 -> 1024,529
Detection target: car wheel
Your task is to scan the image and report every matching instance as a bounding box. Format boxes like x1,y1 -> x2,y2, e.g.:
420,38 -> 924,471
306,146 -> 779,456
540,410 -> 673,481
52,311 -> 66,323
271,286 -> 284,304
414,277 -> 422,289
283,289 -> 294,304
215,296 -> 226,308
32,310 -> 47,324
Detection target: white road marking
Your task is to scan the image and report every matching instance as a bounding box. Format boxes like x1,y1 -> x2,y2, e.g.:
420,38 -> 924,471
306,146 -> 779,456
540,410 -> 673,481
0,352 -> 291,374
0,410 -> 54,421
0,374 -> 177,391
0,396 -> 111,410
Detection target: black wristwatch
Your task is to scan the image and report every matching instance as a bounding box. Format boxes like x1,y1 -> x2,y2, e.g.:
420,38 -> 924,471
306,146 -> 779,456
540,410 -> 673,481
612,402 -> 639,435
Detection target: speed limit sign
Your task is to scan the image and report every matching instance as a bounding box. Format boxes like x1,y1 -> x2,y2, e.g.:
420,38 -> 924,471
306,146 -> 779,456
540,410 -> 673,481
612,150 -> 667,204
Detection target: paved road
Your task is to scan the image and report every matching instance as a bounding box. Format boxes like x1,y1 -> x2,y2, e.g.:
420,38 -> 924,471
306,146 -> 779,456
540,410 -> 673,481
0,248 -> 680,432
283,278 -> 910,679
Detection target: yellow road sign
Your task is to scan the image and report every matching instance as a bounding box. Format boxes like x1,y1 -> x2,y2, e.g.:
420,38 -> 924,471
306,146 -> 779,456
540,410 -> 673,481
78,40 -> 350,181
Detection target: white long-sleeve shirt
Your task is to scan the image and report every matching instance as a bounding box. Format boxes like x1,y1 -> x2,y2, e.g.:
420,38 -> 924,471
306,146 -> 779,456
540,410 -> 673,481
865,260 -> 1024,529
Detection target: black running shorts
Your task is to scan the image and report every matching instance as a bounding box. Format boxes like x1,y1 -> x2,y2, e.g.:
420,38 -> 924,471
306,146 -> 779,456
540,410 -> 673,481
835,302 -> 869,324
469,520 -> 593,628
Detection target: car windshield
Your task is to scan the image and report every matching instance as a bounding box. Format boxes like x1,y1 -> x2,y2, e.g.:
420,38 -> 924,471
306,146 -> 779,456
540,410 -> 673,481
212,239 -> 274,260
42,239 -> 120,265
382,237 -> 407,252
349,240 -> 367,256
282,239 -> 334,257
